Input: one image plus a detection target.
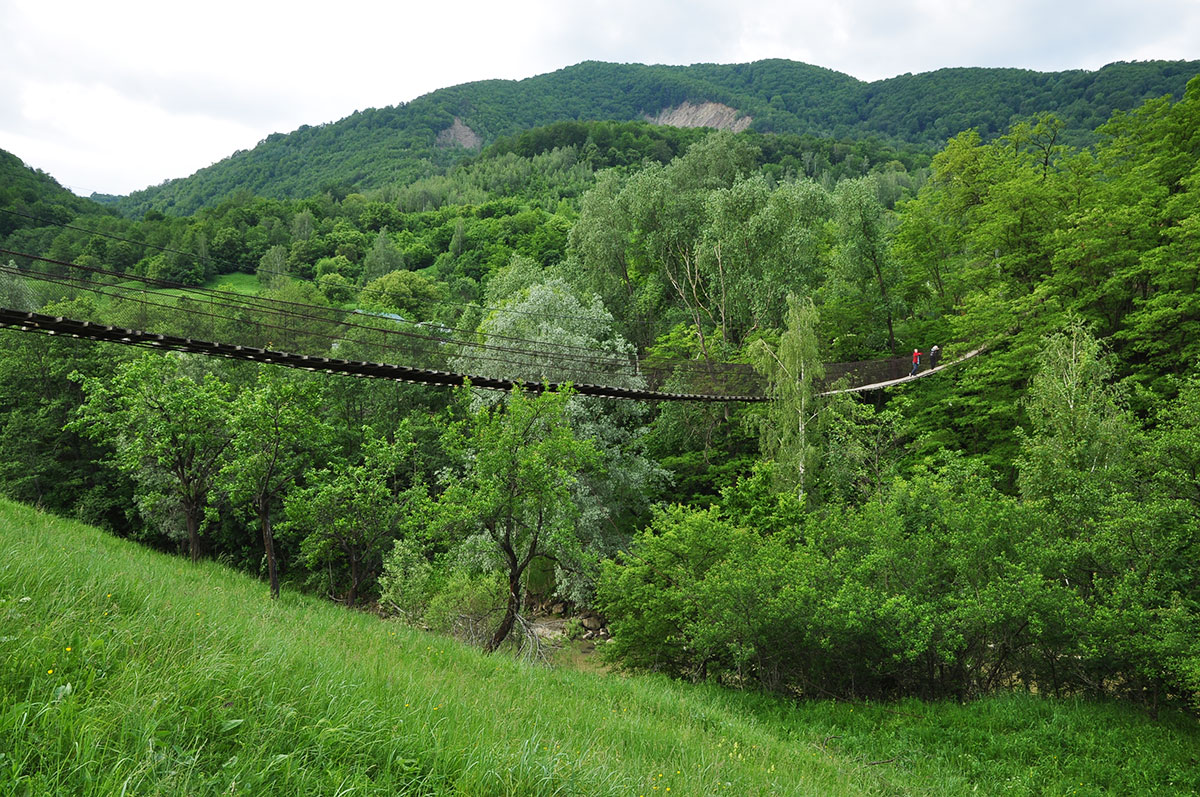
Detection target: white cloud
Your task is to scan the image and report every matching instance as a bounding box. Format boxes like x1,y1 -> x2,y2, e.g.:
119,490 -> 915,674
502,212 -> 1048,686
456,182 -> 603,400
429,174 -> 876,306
8,78 -> 263,195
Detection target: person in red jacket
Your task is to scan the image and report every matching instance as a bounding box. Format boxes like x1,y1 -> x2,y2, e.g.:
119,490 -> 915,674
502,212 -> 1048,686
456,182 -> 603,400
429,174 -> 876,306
910,348 -> 922,376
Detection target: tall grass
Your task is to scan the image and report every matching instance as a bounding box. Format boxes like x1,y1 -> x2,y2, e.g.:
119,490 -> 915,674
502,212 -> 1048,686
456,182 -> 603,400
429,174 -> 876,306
1,498 -> 1196,795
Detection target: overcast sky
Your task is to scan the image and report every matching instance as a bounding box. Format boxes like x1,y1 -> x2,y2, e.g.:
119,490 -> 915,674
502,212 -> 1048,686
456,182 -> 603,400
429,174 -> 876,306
2,0 -> 1197,197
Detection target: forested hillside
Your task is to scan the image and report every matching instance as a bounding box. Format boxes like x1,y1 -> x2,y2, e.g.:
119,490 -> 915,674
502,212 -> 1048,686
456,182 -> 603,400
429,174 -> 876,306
98,58 -> 1200,217
1,69 -> 1199,715
0,149 -> 107,237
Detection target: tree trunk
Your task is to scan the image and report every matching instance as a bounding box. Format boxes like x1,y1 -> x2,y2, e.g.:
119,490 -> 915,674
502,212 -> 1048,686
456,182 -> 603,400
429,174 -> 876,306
258,498 -> 279,599
185,504 -> 201,563
346,552 -> 360,607
485,568 -> 522,653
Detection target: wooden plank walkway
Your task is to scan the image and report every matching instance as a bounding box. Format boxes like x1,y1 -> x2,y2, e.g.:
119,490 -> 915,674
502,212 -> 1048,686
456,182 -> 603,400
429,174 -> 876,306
818,347 -> 985,396
0,304 -> 986,403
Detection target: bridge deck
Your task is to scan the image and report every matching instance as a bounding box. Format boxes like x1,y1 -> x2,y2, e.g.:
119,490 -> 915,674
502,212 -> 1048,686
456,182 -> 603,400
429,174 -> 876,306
0,306 -> 981,402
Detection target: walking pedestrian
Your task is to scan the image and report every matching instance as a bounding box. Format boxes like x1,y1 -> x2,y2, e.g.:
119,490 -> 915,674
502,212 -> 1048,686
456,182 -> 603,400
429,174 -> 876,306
910,348 -> 922,376
929,344 -> 941,370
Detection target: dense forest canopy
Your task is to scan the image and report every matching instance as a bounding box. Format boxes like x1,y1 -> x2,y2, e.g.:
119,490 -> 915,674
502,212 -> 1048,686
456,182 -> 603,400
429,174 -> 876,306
1,67 -> 1199,711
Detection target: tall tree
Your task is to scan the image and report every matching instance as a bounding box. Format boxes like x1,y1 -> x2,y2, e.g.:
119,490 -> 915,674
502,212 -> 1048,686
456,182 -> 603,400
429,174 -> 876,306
751,295 -> 824,499
72,354 -> 233,562
223,369 -> 331,598
256,244 -> 289,290
282,433 -> 419,607
433,386 -> 598,652
1017,320 -> 1133,503
566,131 -> 760,351
695,175 -> 832,346
359,227 -> 406,285
454,273 -> 666,600
830,176 -> 902,356
0,297 -> 126,526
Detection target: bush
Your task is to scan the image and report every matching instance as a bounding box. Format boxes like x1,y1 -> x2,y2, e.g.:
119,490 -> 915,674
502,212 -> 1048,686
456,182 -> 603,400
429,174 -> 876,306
378,538 -> 436,624
380,538 -> 511,647
597,453 -> 1200,709
422,569 -> 507,647
317,272 -> 355,304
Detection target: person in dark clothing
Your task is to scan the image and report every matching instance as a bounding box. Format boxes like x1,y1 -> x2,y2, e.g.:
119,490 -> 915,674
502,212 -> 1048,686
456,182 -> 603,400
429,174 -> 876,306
929,345 -> 941,370
910,348 -> 922,376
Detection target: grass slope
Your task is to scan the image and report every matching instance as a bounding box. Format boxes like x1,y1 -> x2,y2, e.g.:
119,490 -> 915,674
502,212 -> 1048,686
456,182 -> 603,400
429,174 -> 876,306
1,498 -> 1197,795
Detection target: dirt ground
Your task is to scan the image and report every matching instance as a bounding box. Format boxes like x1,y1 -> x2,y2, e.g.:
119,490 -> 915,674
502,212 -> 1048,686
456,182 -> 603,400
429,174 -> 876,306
530,615 -> 609,673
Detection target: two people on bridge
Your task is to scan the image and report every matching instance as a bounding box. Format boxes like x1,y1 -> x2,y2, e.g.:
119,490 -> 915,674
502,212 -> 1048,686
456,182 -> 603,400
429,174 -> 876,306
909,345 -> 941,377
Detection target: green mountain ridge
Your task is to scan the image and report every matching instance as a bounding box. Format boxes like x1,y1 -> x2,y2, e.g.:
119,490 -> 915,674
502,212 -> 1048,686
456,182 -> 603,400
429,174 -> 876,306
0,149 -> 103,237
88,58 -> 1199,217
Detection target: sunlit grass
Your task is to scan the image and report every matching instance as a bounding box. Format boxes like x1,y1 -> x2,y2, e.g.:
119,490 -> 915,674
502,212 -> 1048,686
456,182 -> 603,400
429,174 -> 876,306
207,271 -> 263,295
1,497 -> 1196,795
110,271 -> 262,298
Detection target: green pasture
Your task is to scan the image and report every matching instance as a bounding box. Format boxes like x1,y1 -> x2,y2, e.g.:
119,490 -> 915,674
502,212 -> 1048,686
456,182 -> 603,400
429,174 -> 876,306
1,498 -> 1195,795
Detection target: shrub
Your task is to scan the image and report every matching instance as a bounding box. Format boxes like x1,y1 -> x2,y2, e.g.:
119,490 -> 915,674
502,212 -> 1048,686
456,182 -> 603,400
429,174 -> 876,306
422,569 -> 507,647
378,538 -> 436,624
597,453 -> 1200,709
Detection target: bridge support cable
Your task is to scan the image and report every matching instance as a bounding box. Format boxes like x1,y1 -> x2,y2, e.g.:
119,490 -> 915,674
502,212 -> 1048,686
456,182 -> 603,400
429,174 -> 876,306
0,301 -> 982,402
1,239 -> 984,399
817,347 -> 986,396
0,307 -> 767,403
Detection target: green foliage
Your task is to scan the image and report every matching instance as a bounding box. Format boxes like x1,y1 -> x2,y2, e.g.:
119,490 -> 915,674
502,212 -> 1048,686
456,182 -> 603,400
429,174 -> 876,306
70,354 -> 234,562
359,228 -> 406,284
452,273 -> 667,602
826,176 -> 904,356
419,569 -> 508,647
282,433 -> 423,607
222,368 -> 332,597
10,499 -> 1199,795
883,76 -> 1200,477
426,385 -> 599,651
0,148 -> 98,238
2,63 -> 1199,723
0,299 -> 132,530
603,322 -> 1200,710
316,271 -> 354,303
96,60 -> 1198,218
485,120 -> 708,168
1017,321 -> 1131,500
378,537 -> 437,624
597,505 -> 743,677
701,175 -> 833,337
359,269 -> 444,318
815,391 -> 905,505
566,133 -> 766,351
750,295 -> 824,497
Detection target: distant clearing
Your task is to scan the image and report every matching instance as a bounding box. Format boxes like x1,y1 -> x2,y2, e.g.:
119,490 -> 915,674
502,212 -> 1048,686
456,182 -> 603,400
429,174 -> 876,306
436,117 -> 483,149
649,101 -> 753,132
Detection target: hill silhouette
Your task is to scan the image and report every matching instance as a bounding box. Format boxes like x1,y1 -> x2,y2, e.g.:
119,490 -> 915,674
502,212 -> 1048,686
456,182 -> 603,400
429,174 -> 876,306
93,58 -> 1199,216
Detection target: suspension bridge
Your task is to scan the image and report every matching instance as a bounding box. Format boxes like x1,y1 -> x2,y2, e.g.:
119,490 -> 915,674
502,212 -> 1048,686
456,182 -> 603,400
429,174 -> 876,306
1,245 -> 980,402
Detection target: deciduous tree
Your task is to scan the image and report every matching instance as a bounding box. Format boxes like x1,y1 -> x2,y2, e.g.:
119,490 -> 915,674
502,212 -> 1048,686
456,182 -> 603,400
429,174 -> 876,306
282,433 -> 420,607
223,369 -> 331,598
72,354 -> 233,562
751,295 -> 824,499
433,386 -> 598,652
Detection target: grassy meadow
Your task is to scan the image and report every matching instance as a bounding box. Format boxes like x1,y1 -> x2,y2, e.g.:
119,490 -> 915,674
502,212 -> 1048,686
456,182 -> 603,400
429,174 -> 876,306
112,271 -> 263,297
1,497 -> 1196,795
